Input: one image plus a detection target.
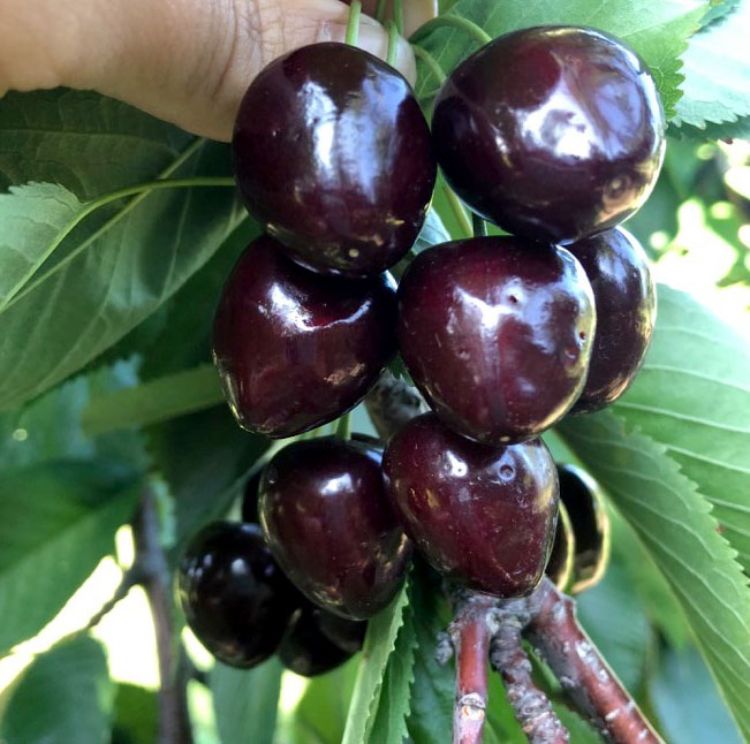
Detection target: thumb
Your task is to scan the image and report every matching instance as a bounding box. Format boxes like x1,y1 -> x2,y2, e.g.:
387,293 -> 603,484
0,0 -> 416,142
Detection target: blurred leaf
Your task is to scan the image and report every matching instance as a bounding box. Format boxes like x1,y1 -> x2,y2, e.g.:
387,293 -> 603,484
0,90 -> 191,199
414,209 -> 451,254
0,460 -> 140,653
413,0 -> 705,117
83,365 -> 223,436
0,359 -> 146,469
614,285 -> 750,572
290,657 -> 360,744
0,183 -> 82,307
576,557 -> 652,693
211,659 -> 283,744
367,603 -> 418,743
0,636 -> 114,744
0,138 -> 242,412
342,576 -> 411,744
147,406 -> 267,552
701,0 -> 742,25
624,176 -> 681,253
111,684 -> 158,744
558,411 -> 750,740
673,3 -> 750,131
651,644 -> 743,743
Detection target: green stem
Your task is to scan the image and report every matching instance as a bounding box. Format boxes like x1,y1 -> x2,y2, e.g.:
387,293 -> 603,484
410,15 -> 492,47
2,166 -> 236,313
375,0 -> 388,24
336,412 -> 352,441
393,0 -> 404,35
472,213 -> 487,237
386,21 -> 400,66
412,45 -> 447,86
345,0 -> 362,45
443,185 -> 473,237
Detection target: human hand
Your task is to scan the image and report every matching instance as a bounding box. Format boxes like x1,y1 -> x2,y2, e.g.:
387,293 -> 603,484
0,0 -> 435,142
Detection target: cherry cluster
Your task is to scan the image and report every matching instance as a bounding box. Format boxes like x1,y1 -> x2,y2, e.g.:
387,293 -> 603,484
180,25 -> 664,675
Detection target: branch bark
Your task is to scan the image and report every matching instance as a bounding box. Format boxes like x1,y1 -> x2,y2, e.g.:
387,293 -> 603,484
450,591 -> 497,744
525,577 -> 663,744
134,489 -> 194,744
490,606 -> 569,744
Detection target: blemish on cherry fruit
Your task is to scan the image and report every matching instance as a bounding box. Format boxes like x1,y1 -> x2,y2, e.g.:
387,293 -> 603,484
579,331 -> 587,340
508,294 -> 519,304
500,464 -> 514,480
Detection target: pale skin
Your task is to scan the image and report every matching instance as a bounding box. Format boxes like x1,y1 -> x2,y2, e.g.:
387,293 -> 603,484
0,0 -> 436,142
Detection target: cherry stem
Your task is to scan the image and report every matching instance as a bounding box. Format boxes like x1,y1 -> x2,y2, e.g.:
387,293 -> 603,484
134,488 -> 194,744
393,0 -> 404,36
335,411 -> 352,440
472,213 -> 487,238
526,577 -> 663,744
386,21 -> 400,66
345,0 -> 362,46
410,15 -> 492,47
490,609 -> 570,744
451,592 -> 496,744
412,45 -> 447,88
375,0 -> 388,24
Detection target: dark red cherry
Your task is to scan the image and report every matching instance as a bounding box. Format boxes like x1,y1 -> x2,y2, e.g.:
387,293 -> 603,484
213,236 -> 397,438
233,42 -> 436,278
432,26 -> 665,244
557,465 -> 610,593
383,414 -> 558,597
397,237 -> 596,444
259,437 -> 411,619
568,228 -> 656,414
178,522 -> 298,668
278,603 -> 366,677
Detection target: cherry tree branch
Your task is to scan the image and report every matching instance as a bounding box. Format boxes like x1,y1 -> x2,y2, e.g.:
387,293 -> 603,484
525,578 -> 662,744
134,489 -> 194,744
490,605 -> 569,744
450,591 -> 497,744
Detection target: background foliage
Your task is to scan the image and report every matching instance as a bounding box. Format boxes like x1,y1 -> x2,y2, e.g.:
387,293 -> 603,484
1,0 -> 750,742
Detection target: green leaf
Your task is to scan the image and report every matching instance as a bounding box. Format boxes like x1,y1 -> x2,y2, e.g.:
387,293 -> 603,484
0,183 -> 82,307
651,644 -> 743,743
342,576 -> 411,744
290,658 -> 360,744
613,285 -> 750,572
673,3 -> 750,132
0,90 -> 192,199
111,684 -> 157,744
0,460 -> 140,653
701,0 -> 741,25
0,636 -> 114,744
211,659 -> 283,744
557,411 -> 750,740
576,557 -> 652,693
367,604 -> 418,743
0,139 -> 243,412
414,208 -> 451,254
413,0 -> 705,117
83,364 -> 223,436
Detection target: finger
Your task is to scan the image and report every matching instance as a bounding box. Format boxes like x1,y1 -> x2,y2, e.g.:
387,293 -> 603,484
0,0 -> 416,142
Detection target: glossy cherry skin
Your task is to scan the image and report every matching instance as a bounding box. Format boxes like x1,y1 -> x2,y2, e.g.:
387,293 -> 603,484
278,603 -> 366,677
178,522 -> 298,668
233,43 -> 436,278
557,465 -> 610,593
432,26 -> 665,244
213,236 -> 397,438
546,501 -> 575,590
568,228 -> 656,414
398,237 -> 596,444
383,414 -> 559,598
259,437 -> 411,619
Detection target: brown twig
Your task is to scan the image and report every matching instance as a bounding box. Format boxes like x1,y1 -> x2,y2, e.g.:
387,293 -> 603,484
449,591 -> 497,744
134,489 -> 194,744
490,607 -> 569,744
525,577 -> 663,744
